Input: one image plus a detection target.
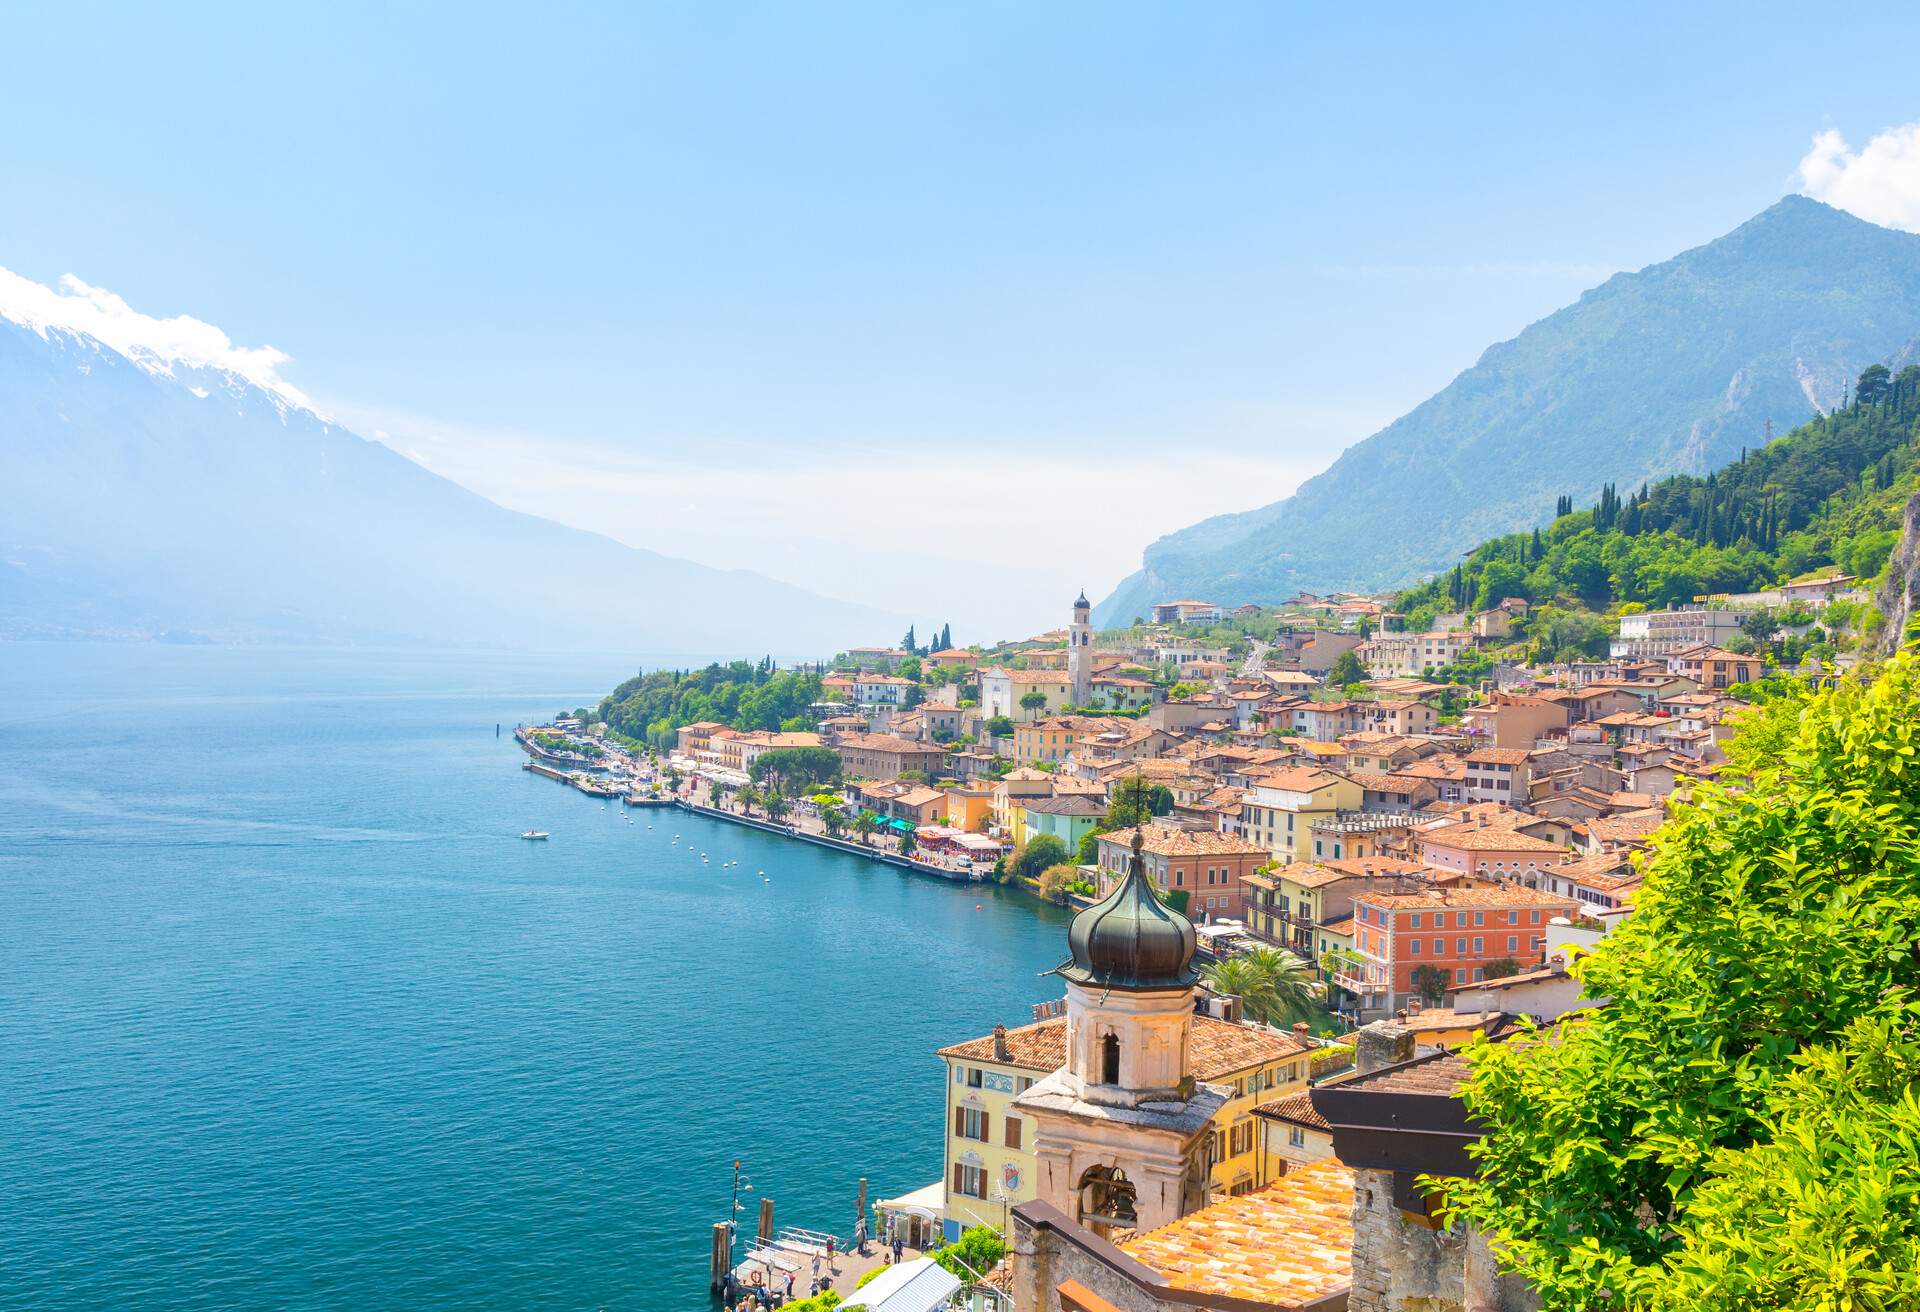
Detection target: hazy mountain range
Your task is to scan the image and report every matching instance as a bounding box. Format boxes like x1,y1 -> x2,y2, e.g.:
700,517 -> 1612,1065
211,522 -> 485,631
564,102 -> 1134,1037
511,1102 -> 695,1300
0,314 -> 904,657
1096,197 -> 1920,623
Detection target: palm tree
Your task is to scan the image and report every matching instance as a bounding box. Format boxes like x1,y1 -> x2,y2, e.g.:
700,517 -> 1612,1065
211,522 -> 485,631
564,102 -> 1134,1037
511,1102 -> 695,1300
853,811 -> 879,844
707,781 -> 723,808
1202,947 -> 1319,1026
765,788 -> 789,822
819,804 -> 847,837
1241,946 -> 1320,1023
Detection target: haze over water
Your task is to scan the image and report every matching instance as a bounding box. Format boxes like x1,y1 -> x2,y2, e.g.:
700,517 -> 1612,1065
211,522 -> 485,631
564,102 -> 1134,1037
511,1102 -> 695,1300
0,644 -> 1071,1310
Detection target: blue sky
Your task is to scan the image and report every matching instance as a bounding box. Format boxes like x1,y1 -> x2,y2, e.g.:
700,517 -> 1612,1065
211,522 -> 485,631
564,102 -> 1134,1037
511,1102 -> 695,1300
3,3 -> 1919,638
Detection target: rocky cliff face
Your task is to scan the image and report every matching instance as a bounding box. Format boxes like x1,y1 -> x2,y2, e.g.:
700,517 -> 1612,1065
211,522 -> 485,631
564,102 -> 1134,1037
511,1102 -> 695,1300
1878,491 -> 1920,655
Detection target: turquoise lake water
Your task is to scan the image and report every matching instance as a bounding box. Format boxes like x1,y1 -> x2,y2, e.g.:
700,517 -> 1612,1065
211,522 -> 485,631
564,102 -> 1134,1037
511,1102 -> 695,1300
0,644 -> 1072,1310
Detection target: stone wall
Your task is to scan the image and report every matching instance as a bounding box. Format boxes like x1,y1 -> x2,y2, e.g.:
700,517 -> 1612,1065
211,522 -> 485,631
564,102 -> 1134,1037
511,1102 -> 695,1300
1346,1170 -> 1536,1312
1010,1209 -> 1179,1312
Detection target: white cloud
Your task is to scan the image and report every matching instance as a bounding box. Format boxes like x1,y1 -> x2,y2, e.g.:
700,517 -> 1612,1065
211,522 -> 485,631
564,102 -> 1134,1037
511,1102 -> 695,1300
1795,124 -> 1920,233
0,266 -> 315,410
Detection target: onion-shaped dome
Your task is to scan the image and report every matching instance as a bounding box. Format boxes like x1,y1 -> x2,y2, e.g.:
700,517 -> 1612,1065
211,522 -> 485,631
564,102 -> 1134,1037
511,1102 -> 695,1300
1074,590 -> 1090,610
1060,829 -> 1198,991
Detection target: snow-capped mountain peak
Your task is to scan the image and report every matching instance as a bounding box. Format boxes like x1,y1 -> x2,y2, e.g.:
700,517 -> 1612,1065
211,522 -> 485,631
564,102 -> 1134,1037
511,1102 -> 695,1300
0,266 -> 318,417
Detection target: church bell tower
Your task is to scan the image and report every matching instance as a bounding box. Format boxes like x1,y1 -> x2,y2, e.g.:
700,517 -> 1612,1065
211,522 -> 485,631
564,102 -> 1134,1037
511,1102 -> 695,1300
1012,830 -> 1223,1235
1068,591 -> 1092,708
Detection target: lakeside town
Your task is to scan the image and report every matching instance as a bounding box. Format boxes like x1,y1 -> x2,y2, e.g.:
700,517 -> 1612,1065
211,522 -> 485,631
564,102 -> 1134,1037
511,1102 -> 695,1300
513,571 -> 1883,1312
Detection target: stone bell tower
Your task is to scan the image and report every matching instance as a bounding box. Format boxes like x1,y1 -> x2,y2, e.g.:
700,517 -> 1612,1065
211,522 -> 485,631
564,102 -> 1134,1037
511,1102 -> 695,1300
1068,590 -> 1092,708
1012,830 -> 1223,1235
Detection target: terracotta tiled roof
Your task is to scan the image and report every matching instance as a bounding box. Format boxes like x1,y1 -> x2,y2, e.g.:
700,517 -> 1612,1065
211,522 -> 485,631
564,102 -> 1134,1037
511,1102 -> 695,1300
1276,859 -> 1429,889
1466,748 -> 1530,765
1393,1007 -> 1508,1036
1343,770 -> 1430,793
1098,826 -> 1268,859
1582,809 -> 1667,844
834,732 -> 945,754
937,1014 -> 1309,1077
1248,767 -> 1350,793
1325,1048 -> 1474,1095
1420,824 -> 1565,854
1251,1090 -> 1330,1132
1354,882 -> 1576,911
1020,794 -> 1107,817
1120,1160 -> 1353,1306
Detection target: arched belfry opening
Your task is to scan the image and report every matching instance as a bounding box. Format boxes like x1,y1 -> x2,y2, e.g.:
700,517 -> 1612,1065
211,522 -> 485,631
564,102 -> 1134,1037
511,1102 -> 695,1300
1076,1165 -> 1138,1230
1100,1032 -> 1121,1085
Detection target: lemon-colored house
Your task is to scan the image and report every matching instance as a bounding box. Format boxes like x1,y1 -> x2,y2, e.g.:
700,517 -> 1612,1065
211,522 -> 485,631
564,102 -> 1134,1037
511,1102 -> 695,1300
1239,767 -> 1364,864
933,1011 -> 1314,1242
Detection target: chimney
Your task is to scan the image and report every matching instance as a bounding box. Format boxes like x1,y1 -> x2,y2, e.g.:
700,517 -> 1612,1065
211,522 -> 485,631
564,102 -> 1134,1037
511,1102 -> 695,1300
992,1024 -> 1010,1062
1354,1020 -> 1414,1075
1292,1021 -> 1311,1039
1407,996 -> 1424,1013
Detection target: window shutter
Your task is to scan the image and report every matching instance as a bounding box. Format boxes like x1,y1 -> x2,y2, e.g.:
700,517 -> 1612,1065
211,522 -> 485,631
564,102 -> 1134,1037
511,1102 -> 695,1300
1006,1117 -> 1022,1149
954,1107 -> 964,1137
953,1164 -> 963,1194
980,1113 -> 990,1143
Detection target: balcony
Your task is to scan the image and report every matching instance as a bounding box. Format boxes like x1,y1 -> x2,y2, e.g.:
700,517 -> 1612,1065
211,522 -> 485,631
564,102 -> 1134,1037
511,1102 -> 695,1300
1328,967 -> 1369,994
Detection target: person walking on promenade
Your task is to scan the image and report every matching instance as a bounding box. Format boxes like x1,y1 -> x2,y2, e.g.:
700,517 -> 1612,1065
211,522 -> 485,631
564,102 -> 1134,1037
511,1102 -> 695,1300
826,1235 -> 836,1270
892,1233 -> 904,1264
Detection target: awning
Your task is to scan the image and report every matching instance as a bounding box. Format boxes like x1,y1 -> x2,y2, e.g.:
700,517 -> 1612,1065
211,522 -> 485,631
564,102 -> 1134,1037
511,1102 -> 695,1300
839,1257 -> 962,1312
887,817 -> 914,831
875,1181 -> 946,1218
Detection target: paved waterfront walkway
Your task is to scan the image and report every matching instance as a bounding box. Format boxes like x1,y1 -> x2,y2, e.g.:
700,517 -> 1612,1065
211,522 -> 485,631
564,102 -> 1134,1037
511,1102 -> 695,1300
733,1237 -> 935,1304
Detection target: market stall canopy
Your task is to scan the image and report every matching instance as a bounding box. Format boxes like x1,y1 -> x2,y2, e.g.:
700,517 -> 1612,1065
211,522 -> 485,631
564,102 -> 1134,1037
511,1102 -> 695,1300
839,1256 -> 961,1312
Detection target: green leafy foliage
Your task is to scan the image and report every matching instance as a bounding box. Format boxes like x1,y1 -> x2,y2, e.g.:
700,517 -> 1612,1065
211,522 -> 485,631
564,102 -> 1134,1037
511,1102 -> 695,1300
1611,1010 -> 1920,1310
1408,963 -> 1451,1004
1012,834 -> 1068,880
598,659 -> 823,750
932,1225 -> 1006,1281
748,746 -> 842,791
1325,650 -> 1366,685
1444,648 -> 1920,1309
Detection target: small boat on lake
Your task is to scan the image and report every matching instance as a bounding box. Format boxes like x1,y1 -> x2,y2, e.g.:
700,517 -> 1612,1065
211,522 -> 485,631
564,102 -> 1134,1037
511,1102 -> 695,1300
520,830 -> 550,840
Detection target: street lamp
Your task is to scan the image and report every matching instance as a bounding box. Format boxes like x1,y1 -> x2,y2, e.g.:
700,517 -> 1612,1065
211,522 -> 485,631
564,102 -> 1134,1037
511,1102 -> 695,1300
728,1159 -> 754,1271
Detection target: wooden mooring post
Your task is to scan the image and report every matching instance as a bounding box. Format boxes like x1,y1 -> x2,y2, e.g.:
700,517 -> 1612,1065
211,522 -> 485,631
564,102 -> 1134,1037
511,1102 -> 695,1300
708,1222 -> 730,1292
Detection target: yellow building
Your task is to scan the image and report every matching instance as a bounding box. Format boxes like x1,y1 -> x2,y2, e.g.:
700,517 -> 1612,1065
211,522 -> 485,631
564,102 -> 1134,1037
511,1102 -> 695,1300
933,1012 -> 1314,1242
1239,768 -> 1364,864
1011,715 -> 1127,766
943,783 -> 995,833
1253,1090 -> 1337,1171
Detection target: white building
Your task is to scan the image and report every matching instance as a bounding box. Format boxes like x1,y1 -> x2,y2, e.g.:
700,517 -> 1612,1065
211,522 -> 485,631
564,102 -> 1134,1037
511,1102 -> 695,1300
1609,608 -> 1745,659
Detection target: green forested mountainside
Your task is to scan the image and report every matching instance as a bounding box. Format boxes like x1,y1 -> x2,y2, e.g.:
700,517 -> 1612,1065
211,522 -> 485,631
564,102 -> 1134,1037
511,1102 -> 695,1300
1394,366 -> 1920,640
597,660 -> 825,749
1096,197 -> 1920,625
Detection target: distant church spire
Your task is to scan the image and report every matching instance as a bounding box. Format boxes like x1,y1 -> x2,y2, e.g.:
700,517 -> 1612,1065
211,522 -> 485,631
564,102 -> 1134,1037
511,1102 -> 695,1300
1069,590 -> 1092,706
